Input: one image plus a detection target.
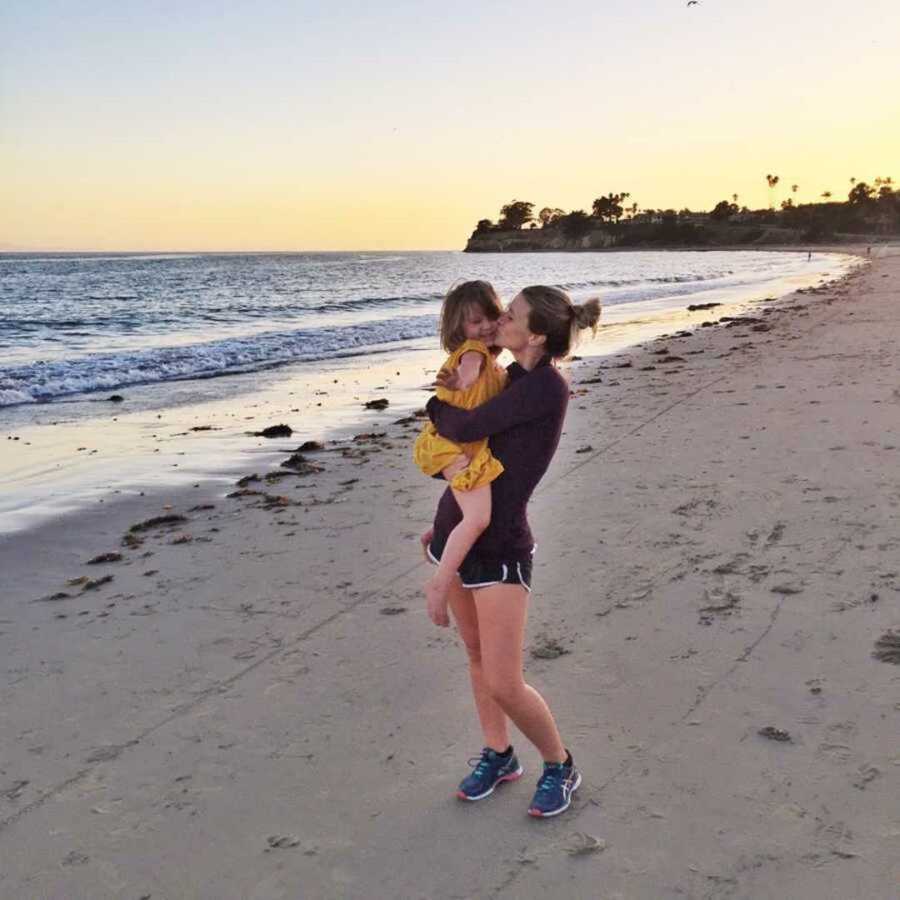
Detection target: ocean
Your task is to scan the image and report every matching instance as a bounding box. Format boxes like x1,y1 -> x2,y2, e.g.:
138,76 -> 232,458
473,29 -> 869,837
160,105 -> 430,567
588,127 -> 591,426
0,249 -> 852,411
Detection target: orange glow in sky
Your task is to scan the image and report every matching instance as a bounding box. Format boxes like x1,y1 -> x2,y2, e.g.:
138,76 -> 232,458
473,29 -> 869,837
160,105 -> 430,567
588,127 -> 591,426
2,1 -> 898,251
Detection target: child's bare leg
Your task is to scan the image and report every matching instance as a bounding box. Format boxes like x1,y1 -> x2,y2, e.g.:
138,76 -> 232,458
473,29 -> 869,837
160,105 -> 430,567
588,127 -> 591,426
439,484 -> 491,584
426,479 -> 491,627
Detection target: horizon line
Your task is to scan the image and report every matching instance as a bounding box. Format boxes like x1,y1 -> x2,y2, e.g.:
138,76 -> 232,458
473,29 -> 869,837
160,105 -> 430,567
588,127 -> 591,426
0,247 -> 463,255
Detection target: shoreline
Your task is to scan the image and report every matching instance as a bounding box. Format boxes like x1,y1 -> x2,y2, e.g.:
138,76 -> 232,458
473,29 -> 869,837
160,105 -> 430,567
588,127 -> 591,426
1,247 -> 850,412
0,248 -> 859,535
1,245 -> 874,609
1,243 -> 897,897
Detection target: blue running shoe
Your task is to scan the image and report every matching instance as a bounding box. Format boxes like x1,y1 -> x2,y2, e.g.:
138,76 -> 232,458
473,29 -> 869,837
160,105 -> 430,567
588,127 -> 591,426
457,747 -> 524,801
527,757 -> 581,817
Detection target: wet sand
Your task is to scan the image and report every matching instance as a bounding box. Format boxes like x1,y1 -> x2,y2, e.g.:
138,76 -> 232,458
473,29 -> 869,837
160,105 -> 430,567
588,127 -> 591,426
1,248 -> 855,536
1,245 -> 898,899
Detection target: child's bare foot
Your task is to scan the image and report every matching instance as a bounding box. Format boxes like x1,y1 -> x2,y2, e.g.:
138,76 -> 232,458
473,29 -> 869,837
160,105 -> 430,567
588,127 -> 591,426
425,576 -> 451,627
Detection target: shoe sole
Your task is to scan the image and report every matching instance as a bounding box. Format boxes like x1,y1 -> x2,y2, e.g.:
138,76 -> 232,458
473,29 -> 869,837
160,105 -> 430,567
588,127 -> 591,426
456,765 -> 524,801
527,771 -> 582,818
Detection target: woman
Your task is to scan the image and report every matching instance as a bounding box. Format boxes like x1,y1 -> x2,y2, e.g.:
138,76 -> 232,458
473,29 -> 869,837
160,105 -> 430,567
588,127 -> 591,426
422,285 -> 601,818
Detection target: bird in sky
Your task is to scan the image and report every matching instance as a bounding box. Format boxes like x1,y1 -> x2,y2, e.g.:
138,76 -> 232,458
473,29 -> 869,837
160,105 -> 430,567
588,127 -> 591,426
687,1 -> 700,6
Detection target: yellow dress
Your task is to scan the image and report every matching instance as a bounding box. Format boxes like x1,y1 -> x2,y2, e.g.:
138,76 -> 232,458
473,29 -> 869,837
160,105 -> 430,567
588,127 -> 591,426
413,340 -> 507,491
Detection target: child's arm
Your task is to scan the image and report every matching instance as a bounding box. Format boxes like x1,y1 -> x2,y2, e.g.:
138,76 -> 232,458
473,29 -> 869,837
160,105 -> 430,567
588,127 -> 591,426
437,350 -> 484,393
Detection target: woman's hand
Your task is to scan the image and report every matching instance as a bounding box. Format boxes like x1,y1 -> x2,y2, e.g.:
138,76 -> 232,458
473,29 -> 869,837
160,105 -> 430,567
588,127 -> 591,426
420,528 -> 434,562
420,530 -> 450,626
425,576 -> 451,628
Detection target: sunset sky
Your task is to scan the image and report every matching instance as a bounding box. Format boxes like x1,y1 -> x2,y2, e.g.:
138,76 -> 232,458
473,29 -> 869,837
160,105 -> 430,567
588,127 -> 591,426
2,0 -> 898,251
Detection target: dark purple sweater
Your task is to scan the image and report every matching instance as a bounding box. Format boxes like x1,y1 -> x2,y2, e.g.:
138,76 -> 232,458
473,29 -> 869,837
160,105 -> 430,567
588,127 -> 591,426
426,356 -> 569,563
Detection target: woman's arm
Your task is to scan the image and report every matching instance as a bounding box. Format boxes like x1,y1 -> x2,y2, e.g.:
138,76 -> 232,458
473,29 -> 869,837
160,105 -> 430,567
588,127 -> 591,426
427,366 -> 567,443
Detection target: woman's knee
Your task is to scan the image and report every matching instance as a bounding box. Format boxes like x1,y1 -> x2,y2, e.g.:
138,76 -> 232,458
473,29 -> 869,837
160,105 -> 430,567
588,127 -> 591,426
483,672 -> 526,708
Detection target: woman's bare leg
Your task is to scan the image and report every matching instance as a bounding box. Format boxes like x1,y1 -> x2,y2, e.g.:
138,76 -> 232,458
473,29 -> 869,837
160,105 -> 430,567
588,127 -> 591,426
425,481 -> 490,627
473,583 -> 566,763
445,577 -> 509,751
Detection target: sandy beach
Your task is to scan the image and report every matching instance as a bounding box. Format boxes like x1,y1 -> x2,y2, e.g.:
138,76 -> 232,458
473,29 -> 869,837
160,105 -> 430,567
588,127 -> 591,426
1,245 -> 898,899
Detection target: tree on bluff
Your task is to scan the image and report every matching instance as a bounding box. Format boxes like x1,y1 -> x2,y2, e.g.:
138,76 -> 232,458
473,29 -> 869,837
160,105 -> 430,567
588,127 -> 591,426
475,219 -> 495,234
592,193 -> 630,223
848,182 -> 875,204
710,200 -> 738,221
498,200 -> 534,230
538,207 -> 566,227
766,173 -> 780,209
561,210 -> 593,242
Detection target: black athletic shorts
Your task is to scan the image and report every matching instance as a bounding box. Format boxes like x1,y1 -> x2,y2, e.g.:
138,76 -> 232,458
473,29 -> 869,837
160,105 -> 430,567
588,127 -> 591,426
427,535 -> 534,592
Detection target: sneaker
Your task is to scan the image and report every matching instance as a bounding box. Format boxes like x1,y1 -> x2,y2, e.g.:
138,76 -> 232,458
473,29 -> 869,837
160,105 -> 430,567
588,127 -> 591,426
527,756 -> 581,817
456,747 -> 524,801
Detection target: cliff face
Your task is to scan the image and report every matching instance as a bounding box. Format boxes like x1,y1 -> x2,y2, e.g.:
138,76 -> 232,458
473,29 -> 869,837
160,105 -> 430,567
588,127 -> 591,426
464,229 -> 615,253
463,223 -> 813,252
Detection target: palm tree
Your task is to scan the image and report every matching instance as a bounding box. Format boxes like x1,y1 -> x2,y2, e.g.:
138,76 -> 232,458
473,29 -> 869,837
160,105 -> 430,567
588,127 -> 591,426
850,176 -> 856,186
766,174 -> 780,209
732,193 -> 739,205
791,183 -> 799,195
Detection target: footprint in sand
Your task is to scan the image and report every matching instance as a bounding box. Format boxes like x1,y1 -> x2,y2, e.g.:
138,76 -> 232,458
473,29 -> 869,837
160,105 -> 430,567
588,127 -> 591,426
872,630 -> 900,664
771,582 -> 804,595
697,590 -> 741,626
1,779 -> 29,801
530,634 -> 570,659
266,834 -> 301,850
764,522 -> 785,548
710,553 -> 751,575
851,763 -> 881,790
672,498 -> 718,518
816,738 -> 856,762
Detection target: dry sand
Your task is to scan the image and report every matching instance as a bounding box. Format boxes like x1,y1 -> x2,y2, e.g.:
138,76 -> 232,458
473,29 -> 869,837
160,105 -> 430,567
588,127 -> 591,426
1,246 -> 898,899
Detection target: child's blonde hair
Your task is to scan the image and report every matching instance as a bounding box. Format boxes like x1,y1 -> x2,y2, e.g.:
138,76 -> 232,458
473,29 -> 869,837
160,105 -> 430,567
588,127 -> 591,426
439,280 -> 503,353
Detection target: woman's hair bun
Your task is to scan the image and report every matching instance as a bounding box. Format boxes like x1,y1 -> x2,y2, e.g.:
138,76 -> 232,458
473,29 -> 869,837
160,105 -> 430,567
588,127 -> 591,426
574,297 -> 602,334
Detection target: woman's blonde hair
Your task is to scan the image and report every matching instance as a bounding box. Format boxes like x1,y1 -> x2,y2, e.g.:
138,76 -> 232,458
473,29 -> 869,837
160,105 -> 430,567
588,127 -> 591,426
439,280 -> 503,352
520,285 -> 601,359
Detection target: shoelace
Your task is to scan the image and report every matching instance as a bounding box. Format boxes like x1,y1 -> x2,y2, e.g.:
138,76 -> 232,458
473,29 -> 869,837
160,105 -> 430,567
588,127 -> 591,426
535,765 -> 565,796
467,752 -> 495,777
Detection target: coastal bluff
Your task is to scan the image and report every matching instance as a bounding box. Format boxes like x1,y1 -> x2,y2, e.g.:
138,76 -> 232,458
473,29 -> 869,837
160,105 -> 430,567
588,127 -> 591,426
464,190 -> 899,252
463,222 -> 804,252
465,227 -> 617,252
